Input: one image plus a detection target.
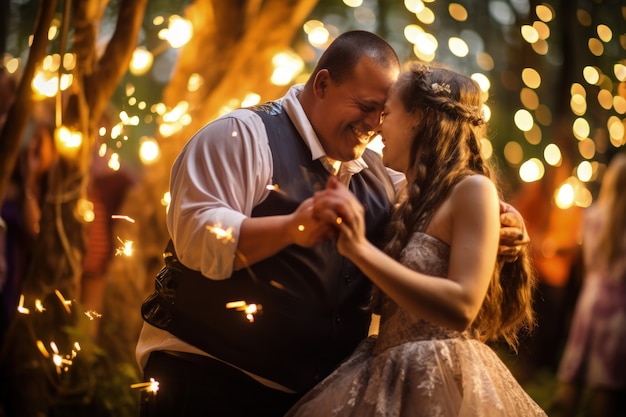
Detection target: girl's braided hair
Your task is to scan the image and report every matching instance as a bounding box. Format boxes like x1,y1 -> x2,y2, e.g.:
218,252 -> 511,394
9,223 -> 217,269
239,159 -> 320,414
379,62 -> 536,350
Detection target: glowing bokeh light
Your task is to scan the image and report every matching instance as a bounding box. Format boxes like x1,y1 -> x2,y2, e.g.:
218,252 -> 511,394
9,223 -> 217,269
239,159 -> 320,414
519,158 -> 545,182
504,141 -> 523,164
404,24 -> 424,44
139,137 -> 160,164
405,0 -> 425,14
413,32 -> 438,57
187,73 -> 204,92
449,3 -> 468,21
514,109 -> 534,131
308,26 -> 330,47
415,6 -> 435,24
614,64 -> 626,81
521,88 -> 539,110
578,138 -> 596,159
543,143 -> 562,166
78,199 -> 95,223
521,25 -> 539,43
524,124 -> 543,144
448,37 -> 469,57
521,68 -> 541,89
555,182 -> 575,209
607,116 -> 625,146
572,117 -> 590,140
479,138 -> 493,159
130,47 -> 153,75
613,95 -> 626,114
271,51 -> 304,86
533,21 -> 550,40
570,93 -> 587,115
471,73 -> 490,92
582,66 -> 600,85
241,93 -> 261,107
536,4 -> 554,22
54,126 -> 82,156
160,16 -> 193,48
596,24 -> 612,42
588,38 -> 604,56
577,160 -> 593,182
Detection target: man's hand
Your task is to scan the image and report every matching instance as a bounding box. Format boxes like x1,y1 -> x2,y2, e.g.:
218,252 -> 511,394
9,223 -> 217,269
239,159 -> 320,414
498,201 -> 530,262
289,197 -> 337,247
312,176 -> 368,258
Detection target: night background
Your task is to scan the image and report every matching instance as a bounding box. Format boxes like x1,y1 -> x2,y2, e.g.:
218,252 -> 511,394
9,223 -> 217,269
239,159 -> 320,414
0,0 -> 624,415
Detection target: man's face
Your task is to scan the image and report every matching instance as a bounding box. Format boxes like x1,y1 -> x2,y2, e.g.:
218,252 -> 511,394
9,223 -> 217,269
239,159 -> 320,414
312,57 -> 399,162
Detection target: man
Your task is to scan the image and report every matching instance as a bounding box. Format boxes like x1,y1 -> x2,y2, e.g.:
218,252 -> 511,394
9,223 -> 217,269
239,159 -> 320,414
137,30 -> 526,416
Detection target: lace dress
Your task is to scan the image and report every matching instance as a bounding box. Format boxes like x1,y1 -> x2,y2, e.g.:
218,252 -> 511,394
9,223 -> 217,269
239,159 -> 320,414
285,233 -> 546,417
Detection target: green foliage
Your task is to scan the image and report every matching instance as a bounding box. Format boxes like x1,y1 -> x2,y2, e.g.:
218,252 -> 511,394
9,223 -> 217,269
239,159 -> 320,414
0,293 -> 141,416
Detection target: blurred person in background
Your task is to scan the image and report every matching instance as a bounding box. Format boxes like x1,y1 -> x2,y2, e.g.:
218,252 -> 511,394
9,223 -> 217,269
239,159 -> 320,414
549,152 -> 626,417
0,106 -> 57,344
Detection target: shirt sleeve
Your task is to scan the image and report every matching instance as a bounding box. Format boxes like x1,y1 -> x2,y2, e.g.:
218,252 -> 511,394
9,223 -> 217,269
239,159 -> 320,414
166,109 -> 272,279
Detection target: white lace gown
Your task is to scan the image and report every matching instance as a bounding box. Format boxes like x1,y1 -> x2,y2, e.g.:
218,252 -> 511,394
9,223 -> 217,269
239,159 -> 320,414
285,233 -> 547,417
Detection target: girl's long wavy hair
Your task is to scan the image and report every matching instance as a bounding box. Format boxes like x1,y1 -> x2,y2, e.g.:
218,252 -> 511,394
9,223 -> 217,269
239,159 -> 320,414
379,62 -> 536,350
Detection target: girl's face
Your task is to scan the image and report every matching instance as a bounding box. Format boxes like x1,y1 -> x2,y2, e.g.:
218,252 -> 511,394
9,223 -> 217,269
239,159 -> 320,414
380,87 -> 420,174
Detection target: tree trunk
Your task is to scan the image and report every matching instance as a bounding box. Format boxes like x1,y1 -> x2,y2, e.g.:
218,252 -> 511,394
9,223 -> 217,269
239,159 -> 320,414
0,0 -> 148,415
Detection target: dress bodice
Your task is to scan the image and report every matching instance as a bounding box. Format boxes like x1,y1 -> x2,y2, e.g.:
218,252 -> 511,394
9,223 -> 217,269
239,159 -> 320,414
374,232 -> 474,355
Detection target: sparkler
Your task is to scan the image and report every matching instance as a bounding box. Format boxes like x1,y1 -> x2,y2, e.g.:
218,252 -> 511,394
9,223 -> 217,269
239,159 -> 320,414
206,223 -> 269,322
85,310 -> 103,320
19,289 -> 88,376
17,294 -> 30,314
54,289 -> 72,314
111,214 -> 136,223
206,175 -> 315,322
206,223 -> 235,244
225,301 -> 262,323
130,377 -> 160,394
266,183 -> 287,195
131,377 -> 160,414
115,236 -> 134,256
50,341 -> 78,374
18,295 -> 49,314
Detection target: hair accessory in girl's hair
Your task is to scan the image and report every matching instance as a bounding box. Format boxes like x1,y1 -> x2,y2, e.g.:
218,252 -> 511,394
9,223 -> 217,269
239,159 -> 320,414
431,82 -> 451,95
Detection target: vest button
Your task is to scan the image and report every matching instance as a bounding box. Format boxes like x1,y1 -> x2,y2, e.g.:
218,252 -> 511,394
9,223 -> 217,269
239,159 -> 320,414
344,274 -> 352,283
335,314 -> 342,324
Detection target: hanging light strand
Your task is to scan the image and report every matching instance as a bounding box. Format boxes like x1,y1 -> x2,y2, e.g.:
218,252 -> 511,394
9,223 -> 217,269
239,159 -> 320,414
56,0 -> 72,129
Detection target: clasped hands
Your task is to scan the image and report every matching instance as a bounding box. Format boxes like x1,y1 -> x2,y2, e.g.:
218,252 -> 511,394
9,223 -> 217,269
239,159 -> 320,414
291,176 -> 529,262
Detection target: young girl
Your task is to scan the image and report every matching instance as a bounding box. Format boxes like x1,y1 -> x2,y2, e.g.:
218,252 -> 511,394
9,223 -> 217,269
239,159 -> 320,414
286,63 -> 546,416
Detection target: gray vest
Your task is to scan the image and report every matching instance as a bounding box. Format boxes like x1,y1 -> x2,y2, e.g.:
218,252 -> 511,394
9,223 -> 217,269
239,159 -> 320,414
141,100 -> 394,392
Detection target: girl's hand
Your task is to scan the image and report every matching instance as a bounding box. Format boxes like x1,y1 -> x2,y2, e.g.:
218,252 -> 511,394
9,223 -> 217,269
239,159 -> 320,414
313,176 -> 368,257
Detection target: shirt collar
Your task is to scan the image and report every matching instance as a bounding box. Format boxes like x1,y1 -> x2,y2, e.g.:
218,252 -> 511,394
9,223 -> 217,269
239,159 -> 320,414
281,84 -> 369,177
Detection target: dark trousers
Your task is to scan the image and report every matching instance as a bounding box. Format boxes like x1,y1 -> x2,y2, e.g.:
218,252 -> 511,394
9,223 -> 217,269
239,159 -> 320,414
140,350 -> 300,417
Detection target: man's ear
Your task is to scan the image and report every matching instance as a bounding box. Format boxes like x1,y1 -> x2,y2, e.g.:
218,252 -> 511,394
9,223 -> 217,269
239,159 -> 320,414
313,69 -> 331,98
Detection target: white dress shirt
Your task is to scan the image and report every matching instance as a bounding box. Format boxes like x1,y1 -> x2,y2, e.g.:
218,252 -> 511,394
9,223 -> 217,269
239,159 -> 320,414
135,84 -> 404,391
